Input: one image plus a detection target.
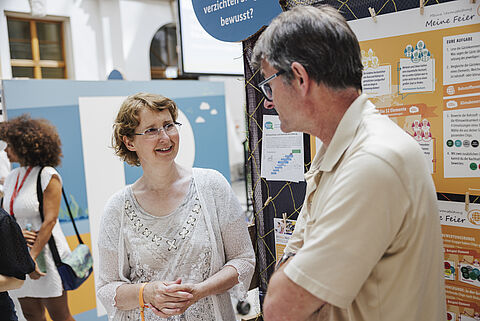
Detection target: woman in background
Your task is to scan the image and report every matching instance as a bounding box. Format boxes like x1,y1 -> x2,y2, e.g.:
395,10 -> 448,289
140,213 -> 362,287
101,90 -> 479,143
0,115 -> 74,321
97,93 -> 255,320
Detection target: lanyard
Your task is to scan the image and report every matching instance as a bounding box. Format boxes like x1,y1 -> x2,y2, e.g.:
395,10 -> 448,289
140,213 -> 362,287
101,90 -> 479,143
10,166 -> 33,216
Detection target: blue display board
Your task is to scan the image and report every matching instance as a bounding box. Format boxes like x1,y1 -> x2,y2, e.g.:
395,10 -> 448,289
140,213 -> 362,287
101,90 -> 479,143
192,0 -> 282,41
2,79 -> 230,320
2,79 -> 230,234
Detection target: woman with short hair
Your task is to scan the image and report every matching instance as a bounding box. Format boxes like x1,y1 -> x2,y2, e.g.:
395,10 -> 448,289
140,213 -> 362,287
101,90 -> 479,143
97,92 -> 255,320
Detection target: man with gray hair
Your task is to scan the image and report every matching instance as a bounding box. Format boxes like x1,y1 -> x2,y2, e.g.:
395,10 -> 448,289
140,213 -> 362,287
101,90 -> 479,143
252,5 -> 446,321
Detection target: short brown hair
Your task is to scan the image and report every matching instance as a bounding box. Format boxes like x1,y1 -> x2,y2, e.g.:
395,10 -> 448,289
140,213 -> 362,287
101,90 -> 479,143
0,114 -> 62,167
112,92 -> 178,166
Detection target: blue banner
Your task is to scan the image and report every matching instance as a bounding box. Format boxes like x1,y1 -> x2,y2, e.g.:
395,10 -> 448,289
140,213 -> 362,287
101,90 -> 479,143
191,0 -> 282,42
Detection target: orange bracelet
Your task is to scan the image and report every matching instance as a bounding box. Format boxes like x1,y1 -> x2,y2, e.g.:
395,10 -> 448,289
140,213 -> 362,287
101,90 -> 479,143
139,283 -> 149,321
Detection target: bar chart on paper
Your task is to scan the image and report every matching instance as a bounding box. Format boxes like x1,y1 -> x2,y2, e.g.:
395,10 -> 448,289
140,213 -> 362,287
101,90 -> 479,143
261,115 -> 304,182
270,150 -> 302,175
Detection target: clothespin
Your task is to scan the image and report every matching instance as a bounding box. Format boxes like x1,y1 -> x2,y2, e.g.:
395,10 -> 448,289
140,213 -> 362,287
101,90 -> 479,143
263,196 -> 272,207
470,0 -> 476,4
466,188 -> 480,211
465,191 -> 470,212
419,0 -> 425,15
282,213 -> 287,227
368,7 -> 377,22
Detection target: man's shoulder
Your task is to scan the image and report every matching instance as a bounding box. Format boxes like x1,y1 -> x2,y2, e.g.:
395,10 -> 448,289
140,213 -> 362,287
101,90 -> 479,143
354,115 -> 425,166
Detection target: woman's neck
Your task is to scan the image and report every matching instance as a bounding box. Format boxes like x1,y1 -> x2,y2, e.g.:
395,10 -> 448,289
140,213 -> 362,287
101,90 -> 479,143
137,162 -> 185,192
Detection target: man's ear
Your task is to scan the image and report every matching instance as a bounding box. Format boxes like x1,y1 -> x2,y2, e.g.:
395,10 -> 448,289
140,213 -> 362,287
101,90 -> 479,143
291,62 -> 310,96
122,135 -> 136,151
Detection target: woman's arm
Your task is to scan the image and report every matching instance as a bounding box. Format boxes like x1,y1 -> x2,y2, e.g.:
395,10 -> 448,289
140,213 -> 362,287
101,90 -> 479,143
96,192 -> 191,318
164,265 -> 239,306
117,279 -> 193,317
145,267 -> 238,317
217,174 -> 256,295
0,274 -> 24,291
28,174 -> 62,279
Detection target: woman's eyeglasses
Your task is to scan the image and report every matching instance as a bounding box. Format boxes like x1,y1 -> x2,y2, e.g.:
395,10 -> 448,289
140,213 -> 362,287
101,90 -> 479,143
134,122 -> 182,138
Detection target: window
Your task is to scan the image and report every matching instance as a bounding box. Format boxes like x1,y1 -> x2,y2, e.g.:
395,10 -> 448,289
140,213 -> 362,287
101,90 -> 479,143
7,17 -> 66,79
150,23 -> 178,79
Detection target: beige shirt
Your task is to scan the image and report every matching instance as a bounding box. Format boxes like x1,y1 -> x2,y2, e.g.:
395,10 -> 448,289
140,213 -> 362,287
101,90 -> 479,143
284,95 -> 446,321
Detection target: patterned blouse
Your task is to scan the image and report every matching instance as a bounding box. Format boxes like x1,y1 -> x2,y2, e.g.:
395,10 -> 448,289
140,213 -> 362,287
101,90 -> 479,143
97,168 -> 255,321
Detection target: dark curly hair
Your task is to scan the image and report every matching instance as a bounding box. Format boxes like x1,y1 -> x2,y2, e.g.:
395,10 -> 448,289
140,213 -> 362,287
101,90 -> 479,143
0,114 -> 62,167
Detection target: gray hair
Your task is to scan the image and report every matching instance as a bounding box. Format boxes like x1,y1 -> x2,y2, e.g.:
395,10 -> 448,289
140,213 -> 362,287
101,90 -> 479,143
252,5 -> 363,90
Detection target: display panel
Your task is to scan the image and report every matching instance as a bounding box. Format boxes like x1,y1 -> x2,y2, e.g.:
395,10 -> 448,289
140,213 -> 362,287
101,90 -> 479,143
177,0 -> 244,75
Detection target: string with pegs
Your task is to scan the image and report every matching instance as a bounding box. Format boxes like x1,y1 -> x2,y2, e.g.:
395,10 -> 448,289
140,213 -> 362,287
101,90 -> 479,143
263,196 -> 272,207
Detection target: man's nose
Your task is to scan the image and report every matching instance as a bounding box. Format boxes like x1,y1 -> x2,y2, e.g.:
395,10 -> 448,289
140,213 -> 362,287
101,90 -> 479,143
264,98 -> 275,110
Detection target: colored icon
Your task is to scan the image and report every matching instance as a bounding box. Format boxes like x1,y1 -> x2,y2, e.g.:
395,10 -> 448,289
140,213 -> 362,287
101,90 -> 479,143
446,140 -> 454,147
455,140 -> 462,147
470,163 -> 477,170
265,121 -> 273,129
446,86 -> 455,95
472,140 -> 479,147
416,40 -> 425,50
404,44 -> 414,57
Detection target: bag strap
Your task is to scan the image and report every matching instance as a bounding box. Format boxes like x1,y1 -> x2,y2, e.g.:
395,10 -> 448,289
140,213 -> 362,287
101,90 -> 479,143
37,167 -> 62,266
37,167 -> 84,267
61,187 -> 84,244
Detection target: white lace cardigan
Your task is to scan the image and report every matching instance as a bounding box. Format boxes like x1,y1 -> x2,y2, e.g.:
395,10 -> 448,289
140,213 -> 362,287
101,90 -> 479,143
96,168 -> 255,320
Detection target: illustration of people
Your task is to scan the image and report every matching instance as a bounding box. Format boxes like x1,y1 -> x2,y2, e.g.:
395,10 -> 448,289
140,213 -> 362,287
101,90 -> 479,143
412,120 -> 423,141
421,119 -> 432,141
473,258 -> 480,267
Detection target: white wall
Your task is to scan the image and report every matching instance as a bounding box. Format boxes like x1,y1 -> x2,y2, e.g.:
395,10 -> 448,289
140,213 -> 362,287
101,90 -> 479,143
119,0 -> 173,80
0,0 -> 173,81
0,0 -> 246,177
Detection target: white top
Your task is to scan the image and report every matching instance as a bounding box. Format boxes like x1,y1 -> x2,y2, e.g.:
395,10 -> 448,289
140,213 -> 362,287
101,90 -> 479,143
96,168 -> 255,321
3,166 -> 71,298
0,150 -> 11,192
284,95 -> 446,321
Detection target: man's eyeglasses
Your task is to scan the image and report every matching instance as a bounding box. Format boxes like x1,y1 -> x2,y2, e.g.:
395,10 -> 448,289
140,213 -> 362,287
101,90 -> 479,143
134,122 -> 182,138
258,70 -> 286,101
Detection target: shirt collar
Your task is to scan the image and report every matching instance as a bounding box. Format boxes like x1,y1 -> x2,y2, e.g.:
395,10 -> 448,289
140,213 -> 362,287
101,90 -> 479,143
309,94 -> 372,173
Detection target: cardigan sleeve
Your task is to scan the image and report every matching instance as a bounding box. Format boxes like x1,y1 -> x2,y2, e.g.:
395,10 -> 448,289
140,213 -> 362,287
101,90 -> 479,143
96,190 -> 131,320
210,170 -> 255,300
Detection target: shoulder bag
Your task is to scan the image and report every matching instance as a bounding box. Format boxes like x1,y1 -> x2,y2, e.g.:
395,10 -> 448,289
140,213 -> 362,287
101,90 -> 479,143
37,167 -> 93,291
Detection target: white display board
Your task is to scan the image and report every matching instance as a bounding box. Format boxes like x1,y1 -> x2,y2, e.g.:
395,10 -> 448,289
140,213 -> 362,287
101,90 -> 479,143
177,0 -> 244,75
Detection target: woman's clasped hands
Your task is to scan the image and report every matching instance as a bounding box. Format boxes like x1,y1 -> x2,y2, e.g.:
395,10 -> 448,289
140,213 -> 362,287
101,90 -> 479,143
143,278 -> 203,317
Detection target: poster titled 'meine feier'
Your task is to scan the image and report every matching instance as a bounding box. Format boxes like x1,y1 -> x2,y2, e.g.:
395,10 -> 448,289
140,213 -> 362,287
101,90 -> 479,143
349,0 -> 480,318
191,0 -> 282,41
